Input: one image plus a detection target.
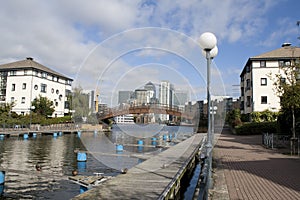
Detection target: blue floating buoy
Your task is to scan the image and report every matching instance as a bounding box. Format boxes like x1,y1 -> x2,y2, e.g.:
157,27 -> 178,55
32,133 -> 37,138
0,135 -> 4,140
137,145 -> 143,152
77,152 -> 87,162
169,134 -> 173,140
80,185 -> 88,194
53,132 -> 58,137
151,137 -> 157,141
23,133 -> 29,140
151,141 -> 157,146
77,131 -> 81,138
116,144 -> 124,152
77,161 -> 87,173
137,140 -> 144,146
59,131 -> 63,136
163,135 -> 168,140
0,171 -> 5,185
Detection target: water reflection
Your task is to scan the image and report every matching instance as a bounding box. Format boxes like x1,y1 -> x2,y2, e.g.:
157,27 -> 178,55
0,124 -> 193,199
0,134 -> 113,199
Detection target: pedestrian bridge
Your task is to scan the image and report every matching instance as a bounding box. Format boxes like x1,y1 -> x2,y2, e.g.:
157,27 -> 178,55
97,104 -> 195,121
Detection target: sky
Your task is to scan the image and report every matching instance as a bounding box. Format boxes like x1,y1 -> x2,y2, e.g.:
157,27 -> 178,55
0,0 -> 299,106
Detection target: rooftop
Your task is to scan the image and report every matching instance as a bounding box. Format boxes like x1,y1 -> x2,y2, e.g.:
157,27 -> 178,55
251,45 -> 300,60
0,57 -> 73,80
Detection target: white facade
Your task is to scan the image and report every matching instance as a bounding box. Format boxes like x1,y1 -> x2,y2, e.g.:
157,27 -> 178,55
0,58 -> 72,117
159,80 -> 173,121
114,114 -> 134,124
240,44 -> 300,115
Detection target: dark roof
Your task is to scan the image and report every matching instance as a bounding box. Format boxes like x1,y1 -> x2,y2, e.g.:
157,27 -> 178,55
251,45 -> 300,60
0,58 -> 73,80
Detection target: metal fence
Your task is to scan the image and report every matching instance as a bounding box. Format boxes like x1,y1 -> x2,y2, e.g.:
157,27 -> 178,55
262,133 -> 300,156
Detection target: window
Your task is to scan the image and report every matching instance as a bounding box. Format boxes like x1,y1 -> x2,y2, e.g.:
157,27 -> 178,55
66,80 -> 72,85
12,84 -> 15,91
280,78 -> 286,84
10,71 -> 16,76
279,60 -> 284,67
260,61 -> 266,67
24,70 -> 27,75
56,89 -> 59,94
55,102 -> 58,107
41,84 -> 47,93
261,96 -> 267,104
241,87 -> 244,96
21,97 -> 25,104
51,88 -> 54,93
42,72 -> 47,78
22,83 -> 26,89
11,97 -> 15,102
246,65 -> 250,73
246,96 -> 251,107
246,79 -> 250,90
261,78 -> 267,86
34,85 -> 38,90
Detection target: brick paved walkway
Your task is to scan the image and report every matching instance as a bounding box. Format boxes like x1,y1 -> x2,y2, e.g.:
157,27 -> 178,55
212,128 -> 300,200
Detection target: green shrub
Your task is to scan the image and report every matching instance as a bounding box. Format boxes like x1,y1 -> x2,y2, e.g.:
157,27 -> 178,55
235,121 -> 277,135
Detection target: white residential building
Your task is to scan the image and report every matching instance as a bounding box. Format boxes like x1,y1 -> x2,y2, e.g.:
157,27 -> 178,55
0,57 -> 73,117
240,43 -> 300,115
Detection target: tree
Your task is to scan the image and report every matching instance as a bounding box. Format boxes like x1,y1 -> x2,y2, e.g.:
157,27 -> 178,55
71,87 -> 91,122
269,58 -> 300,154
32,95 -> 55,117
226,109 -> 242,127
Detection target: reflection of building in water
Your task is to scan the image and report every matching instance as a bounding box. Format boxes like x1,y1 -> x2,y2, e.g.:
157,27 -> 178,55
3,139 -> 30,173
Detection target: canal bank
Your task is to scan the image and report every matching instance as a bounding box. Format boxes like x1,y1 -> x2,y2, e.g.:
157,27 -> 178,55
73,133 -> 206,200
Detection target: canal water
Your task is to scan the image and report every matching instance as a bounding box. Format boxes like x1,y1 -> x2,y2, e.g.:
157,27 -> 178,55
0,124 -> 194,199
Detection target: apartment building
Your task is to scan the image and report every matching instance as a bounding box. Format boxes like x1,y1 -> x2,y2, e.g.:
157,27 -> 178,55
0,57 -> 73,117
240,43 -> 300,115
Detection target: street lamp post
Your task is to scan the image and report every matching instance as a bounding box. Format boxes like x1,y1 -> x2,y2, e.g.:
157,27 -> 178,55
199,32 -> 218,197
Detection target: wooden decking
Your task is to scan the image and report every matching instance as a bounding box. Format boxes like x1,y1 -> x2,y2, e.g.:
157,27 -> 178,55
73,133 -> 205,200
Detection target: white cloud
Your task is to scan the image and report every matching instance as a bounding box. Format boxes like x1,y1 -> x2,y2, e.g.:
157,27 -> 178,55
0,0 -> 295,105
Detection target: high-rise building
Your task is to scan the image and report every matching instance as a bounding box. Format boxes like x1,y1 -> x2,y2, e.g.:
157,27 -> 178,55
159,80 -> 173,121
173,90 -> 188,106
144,81 -> 157,103
118,91 -> 133,104
135,89 -> 147,105
81,90 -> 100,113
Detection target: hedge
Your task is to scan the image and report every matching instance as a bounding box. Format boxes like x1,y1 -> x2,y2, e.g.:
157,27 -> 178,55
235,121 -> 277,135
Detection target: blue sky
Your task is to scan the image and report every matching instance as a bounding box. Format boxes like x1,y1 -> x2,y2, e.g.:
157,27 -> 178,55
0,0 -> 299,105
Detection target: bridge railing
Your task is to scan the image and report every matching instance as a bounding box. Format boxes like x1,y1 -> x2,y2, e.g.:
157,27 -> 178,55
98,103 -> 187,119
